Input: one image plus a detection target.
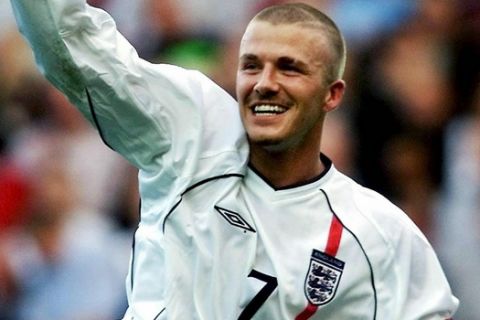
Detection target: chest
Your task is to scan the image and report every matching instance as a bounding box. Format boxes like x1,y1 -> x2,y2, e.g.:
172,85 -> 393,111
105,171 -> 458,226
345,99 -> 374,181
163,178 -> 376,319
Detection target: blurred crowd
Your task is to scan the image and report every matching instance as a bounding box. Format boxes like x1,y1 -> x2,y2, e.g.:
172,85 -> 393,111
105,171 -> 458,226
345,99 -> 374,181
0,0 -> 478,319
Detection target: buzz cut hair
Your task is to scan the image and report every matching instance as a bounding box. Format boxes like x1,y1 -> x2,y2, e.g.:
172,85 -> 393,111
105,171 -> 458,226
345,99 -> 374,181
252,2 -> 347,83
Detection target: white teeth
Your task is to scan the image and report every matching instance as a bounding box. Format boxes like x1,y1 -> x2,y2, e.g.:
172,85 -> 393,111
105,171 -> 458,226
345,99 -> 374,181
253,105 -> 286,115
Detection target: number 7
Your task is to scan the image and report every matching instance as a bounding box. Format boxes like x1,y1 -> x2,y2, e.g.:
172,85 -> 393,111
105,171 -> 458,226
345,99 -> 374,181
238,269 -> 278,320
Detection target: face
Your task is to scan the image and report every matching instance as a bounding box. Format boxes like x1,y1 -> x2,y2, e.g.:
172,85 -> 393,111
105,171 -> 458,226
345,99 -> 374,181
236,20 -> 344,152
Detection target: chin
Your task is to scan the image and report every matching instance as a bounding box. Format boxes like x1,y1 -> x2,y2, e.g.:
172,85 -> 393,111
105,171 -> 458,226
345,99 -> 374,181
247,135 -> 290,152
248,131 -> 280,144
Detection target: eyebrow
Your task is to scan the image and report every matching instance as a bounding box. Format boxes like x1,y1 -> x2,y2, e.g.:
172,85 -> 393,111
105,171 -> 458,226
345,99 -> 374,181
277,56 -> 309,70
239,54 -> 309,69
239,54 -> 259,62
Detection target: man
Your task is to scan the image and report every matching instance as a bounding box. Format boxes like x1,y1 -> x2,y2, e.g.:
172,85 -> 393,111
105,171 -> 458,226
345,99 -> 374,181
11,1 -> 458,319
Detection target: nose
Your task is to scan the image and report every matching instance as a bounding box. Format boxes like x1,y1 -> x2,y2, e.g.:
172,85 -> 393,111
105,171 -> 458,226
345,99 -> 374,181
254,65 -> 279,97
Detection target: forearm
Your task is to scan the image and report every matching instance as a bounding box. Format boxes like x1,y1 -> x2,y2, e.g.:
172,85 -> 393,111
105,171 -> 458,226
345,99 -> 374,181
11,0 -> 88,99
11,0 -> 166,168
10,0 -> 239,174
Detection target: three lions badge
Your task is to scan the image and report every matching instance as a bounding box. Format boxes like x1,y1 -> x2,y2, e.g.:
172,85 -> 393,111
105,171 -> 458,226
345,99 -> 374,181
304,249 -> 345,306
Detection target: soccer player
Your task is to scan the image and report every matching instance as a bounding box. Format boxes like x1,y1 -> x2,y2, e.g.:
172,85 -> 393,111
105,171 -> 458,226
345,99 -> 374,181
11,0 -> 458,319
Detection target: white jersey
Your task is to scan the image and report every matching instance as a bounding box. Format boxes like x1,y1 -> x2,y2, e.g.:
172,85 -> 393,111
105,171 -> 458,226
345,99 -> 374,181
11,1 -> 458,319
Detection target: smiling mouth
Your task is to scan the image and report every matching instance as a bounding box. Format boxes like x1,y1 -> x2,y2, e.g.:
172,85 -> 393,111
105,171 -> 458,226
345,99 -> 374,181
252,104 -> 288,116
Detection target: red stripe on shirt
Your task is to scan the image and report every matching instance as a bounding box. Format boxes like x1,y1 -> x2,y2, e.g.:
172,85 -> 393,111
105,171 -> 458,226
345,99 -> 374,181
295,302 -> 318,320
324,215 -> 343,257
295,215 -> 344,320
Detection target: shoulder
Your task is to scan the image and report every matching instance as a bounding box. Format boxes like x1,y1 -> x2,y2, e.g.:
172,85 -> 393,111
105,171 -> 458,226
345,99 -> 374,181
323,170 -> 429,254
146,63 -> 236,102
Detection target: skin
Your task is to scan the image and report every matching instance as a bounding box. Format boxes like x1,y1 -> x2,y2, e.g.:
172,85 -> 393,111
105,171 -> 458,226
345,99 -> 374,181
236,20 -> 345,188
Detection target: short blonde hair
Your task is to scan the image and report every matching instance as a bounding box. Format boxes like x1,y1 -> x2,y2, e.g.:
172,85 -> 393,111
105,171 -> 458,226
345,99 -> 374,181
252,3 -> 346,83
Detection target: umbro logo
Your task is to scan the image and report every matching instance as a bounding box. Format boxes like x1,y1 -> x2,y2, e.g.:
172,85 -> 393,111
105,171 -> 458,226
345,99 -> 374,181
215,206 -> 256,233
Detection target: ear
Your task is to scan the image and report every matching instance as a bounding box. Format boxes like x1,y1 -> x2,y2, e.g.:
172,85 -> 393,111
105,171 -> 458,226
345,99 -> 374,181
323,80 -> 346,112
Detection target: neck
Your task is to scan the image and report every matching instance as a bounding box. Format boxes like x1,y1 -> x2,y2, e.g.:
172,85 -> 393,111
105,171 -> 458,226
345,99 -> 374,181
249,143 -> 325,189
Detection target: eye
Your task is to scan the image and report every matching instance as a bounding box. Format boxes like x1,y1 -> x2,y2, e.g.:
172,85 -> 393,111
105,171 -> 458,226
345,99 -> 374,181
278,60 -> 303,75
282,65 -> 301,73
241,62 -> 260,71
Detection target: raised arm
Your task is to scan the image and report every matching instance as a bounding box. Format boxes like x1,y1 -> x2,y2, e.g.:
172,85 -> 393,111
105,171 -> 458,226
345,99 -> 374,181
11,0 -> 242,173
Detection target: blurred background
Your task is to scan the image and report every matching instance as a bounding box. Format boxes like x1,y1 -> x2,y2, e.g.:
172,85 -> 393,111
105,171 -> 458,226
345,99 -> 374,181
0,0 -> 478,319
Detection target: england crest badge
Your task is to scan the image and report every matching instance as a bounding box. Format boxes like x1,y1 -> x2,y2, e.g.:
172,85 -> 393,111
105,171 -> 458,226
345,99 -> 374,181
303,249 -> 345,306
